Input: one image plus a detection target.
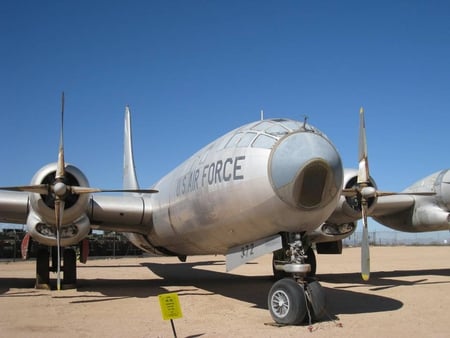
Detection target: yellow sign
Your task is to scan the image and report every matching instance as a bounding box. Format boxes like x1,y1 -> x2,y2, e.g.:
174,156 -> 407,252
158,293 -> 183,320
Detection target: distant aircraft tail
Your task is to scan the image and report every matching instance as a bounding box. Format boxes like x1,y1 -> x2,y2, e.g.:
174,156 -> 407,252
123,106 -> 140,191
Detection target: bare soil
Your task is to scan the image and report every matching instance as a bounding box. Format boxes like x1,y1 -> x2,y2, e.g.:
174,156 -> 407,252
0,246 -> 449,337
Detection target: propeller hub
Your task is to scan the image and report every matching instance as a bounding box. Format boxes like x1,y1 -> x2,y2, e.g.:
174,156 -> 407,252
54,182 -> 67,198
361,186 -> 376,199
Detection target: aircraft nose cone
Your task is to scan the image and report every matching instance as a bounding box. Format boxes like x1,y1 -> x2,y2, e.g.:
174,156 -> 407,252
269,131 -> 343,210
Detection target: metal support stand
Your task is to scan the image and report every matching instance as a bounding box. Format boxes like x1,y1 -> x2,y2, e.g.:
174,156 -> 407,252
170,319 -> 177,338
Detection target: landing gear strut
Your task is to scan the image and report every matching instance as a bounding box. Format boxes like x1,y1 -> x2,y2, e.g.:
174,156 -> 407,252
35,246 -> 77,290
36,248 -> 50,289
268,233 -> 326,325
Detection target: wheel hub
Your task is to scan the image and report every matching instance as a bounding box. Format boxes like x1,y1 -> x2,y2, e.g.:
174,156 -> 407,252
271,290 -> 290,318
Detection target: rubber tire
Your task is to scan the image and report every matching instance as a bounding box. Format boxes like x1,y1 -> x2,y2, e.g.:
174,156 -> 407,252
63,248 -> 77,287
268,278 -> 307,325
305,281 -> 326,321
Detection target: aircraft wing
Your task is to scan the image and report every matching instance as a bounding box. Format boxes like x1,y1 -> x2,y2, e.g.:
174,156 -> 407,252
369,194 -> 415,217
372,170 -> 449,232
0,191 -> 28,224
0,188 -> 154,233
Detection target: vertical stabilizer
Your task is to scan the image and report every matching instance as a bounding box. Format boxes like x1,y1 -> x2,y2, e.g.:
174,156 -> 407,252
123,106 -> 140,190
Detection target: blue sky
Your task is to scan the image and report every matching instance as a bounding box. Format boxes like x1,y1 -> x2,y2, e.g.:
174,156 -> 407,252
1,1 -> 449,232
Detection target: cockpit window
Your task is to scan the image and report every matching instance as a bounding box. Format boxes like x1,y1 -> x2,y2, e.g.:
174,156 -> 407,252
251,121 -> 274,131
280,120 -> 303,131
225,133 -> 243,148
251,134 -> 277,149
237,132 -> 257,147
214,134 -> 232,150
219,118 -> 323,150
266,124 -> 289,136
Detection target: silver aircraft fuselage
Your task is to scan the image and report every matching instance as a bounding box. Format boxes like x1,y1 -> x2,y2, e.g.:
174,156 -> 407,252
126,118 -> 343,256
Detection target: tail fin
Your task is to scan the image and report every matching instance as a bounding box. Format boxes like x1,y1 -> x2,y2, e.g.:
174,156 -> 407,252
123,106 -> 140,191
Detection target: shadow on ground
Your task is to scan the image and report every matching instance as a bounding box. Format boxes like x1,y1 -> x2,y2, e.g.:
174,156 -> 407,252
319,268 -> 450,291
0,258 -> 424,319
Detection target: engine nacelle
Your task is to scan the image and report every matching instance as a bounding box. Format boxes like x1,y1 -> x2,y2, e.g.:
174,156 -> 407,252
406,169 -> 450,211
26,162 -> 91,246
374,169 -> 450,232
306,221 -> 357,244
326,168 -> 377,225
307,168 -> 376,243
305,169 -> 376,244
26,210 -> 91,246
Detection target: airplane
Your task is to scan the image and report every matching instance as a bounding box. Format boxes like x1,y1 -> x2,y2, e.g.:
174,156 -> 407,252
0,95 -> 448,325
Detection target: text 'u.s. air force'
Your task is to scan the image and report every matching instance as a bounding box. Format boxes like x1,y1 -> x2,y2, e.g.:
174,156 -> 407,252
176,156 -> 245,196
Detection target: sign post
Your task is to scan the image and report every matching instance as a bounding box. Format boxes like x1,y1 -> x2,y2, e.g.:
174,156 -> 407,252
158,293 -> 183,338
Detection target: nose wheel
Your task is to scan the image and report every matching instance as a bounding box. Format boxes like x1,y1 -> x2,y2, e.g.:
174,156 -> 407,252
268,278 -> 307,324
268,232 -> 326,325
268,277 -> 326,325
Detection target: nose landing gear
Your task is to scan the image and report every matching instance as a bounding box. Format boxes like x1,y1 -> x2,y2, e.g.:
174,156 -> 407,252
268,233 -> 326,325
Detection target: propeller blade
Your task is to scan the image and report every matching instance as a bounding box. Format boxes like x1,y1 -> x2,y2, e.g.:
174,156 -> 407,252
341,188 -> 435,198
357,107 -> 370,185
341,188 -> 357,197
70,186 -> 159,194
56,92 -> 66,180
361,204 -> 370,281
55,198 -> 64,291
357,107 -> 371,281
0,185 -> 159,196
0,184 -> 49,195
54,92 -> 67,291
375,191 -> 436,197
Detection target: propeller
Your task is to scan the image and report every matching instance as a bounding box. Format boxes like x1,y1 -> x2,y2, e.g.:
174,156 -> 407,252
54,91 -> 66,290
357,107 -> 371,281
344,107 -> 434,281
0,185 -> 158,195
0,92 -> 158,290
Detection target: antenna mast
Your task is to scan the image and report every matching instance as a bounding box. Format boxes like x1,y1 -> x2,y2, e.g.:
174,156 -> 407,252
302,114 -> 309,128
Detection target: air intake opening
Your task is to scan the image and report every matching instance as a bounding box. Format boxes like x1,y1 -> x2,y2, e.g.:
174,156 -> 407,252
293,162 -> 329,208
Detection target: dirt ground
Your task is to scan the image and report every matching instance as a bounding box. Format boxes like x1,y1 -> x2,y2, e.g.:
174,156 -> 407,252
0,246 -> 449,338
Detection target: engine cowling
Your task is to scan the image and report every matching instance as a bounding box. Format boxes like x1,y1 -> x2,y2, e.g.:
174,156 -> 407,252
327,168 -> 377,224
26,163 -> 91,246
406,169 -> 450,211
306,168 -> 378,244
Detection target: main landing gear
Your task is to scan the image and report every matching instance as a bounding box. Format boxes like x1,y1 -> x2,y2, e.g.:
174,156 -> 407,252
35,245 -> 77,290
268,233 -> 326,325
